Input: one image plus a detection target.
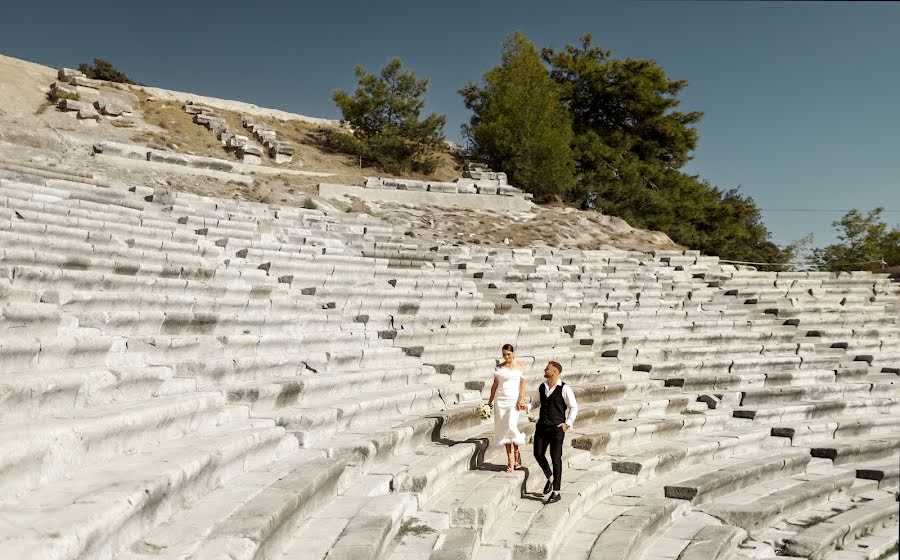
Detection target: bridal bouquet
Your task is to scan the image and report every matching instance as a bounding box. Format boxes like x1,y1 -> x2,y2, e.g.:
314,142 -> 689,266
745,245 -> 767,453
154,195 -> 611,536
475,402 -> 492,420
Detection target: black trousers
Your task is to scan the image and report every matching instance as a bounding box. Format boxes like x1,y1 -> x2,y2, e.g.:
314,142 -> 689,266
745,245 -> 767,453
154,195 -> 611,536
533,423 -> 565,491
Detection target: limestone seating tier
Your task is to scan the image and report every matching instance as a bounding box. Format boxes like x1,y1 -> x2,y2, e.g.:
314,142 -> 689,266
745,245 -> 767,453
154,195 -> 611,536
1,160 -> 898,560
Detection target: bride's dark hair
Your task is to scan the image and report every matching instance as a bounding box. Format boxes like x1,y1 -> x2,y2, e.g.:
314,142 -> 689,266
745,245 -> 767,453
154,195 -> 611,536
502,344 -> 514,352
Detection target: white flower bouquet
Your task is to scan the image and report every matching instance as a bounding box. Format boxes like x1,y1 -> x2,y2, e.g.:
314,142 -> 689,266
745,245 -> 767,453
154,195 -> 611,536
475,402 -> 492,421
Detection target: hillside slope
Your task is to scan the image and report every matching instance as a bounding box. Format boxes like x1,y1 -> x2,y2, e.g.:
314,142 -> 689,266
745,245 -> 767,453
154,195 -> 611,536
0,53 -> 679,253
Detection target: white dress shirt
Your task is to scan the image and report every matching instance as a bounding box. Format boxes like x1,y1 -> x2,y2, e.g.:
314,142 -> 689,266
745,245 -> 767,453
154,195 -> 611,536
528,378 -> 579,428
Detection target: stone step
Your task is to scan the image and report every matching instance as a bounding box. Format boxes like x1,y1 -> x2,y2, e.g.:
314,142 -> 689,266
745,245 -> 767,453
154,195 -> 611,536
0,365 -> 194,422
0,422 -> 294,560
770,416 -> 900,445
277,493 -> 418,560
571,412 -> 737,455
781,495 -> 899,560
662,368 -> 839,391
0,301 -> 70,336
661,521 -> 746,560
126,334 -> 404,370
739,383 -> 883,406
224,366 -> 441,411
697,466 -> 857,531
733,397 -> 900,422
855,459 -> 900,489
610,429 -> 787,480
810,437 -> 900,466
506,465 -> 630,560
663,449 -> 812,504
0,332 -> 118,372
0,393 -> 237,499
563,496 -> 688,560
820,522 -> 900,560
115,450 -> 343,560
8,265 -> 273,299
267,382 -> 467,446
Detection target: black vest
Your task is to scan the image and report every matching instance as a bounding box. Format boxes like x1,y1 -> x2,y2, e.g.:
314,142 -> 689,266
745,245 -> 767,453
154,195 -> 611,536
538,382 -> 567,428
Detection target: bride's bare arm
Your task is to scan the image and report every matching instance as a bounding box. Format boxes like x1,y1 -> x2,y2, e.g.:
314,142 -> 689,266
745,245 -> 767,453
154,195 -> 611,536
517,376 -> 526,409
487,376 -> 499,405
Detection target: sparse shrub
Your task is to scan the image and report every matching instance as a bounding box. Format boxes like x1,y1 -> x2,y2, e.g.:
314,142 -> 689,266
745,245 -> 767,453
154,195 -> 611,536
52,89 -> 80,102
78,58 -> 135,84
331,58 -> 446,175
396,517 -> 434,539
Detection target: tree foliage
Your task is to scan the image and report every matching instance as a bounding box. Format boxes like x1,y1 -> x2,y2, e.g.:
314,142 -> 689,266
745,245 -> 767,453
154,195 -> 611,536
459,32 -> 575,201
813,208 -> 900,271
460,33 -> 790,262
331,58 -> 446,174
77,58 -> 134,84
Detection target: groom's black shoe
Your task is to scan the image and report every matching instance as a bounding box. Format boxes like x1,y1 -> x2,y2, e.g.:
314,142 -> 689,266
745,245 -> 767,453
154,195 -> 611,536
542,480 -> 553,495
546,492 -> 561,504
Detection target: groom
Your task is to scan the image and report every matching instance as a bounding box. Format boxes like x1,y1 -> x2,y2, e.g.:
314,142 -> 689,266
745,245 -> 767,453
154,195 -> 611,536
520,361 -> 578,504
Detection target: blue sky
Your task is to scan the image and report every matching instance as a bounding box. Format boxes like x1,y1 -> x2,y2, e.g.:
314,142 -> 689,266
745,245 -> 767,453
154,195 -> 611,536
3,0 -> 898,249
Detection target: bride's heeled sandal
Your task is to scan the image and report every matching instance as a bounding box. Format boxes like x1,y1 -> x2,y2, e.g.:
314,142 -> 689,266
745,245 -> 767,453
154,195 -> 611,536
514,449 -> 522,470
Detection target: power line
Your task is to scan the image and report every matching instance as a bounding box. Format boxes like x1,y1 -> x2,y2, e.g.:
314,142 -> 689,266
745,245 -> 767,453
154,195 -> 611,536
759,209 -> 900,212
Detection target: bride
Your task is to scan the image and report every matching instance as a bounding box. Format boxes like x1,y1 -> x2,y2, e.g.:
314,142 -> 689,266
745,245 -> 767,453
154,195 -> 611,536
487,344 -> 527,472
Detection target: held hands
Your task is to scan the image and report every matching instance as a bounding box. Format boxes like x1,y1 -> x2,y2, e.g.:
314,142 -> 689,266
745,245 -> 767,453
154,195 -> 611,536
516,400 -> 527,411
558,423 -> 569,432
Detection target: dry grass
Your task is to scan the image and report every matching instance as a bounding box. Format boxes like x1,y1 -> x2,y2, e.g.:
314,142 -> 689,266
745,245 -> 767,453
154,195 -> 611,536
131,97 -> 224,155
128,95 -> 460,186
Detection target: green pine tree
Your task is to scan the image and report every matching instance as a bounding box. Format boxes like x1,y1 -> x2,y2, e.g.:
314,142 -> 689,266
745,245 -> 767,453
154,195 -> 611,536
331,58 -> 446,174
813,208 -> 900,271
459,32 -> 575,202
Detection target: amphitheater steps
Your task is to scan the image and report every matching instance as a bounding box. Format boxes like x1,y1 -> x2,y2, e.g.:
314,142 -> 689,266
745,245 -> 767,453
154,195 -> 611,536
818,523 -> 899,560
0,365 -> 195,422
113,450 -> 342,560
0,394 -> 243,498
0,422 -> 295,560
776,491 -> 899,560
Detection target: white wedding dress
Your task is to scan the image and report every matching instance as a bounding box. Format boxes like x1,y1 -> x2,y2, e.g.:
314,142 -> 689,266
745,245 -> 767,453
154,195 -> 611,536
493,365 -> 526,446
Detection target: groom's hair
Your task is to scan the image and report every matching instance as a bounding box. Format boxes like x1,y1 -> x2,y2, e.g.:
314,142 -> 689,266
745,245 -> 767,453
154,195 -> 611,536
548,361 -> 562,374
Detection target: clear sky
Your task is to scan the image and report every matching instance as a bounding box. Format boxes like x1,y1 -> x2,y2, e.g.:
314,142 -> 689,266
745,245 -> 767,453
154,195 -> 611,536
3,0 -> 898,249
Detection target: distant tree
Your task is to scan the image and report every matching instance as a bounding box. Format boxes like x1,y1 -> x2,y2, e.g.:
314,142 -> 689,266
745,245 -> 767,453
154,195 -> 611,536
459,32 -> 575,202
77,58 -> 135,84
330,58 -> 446,174
536,34 -> 787,263
813,208 -> 900,271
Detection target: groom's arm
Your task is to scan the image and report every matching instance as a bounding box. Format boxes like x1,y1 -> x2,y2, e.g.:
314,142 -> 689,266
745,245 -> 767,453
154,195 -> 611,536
527,387 -> 541,411
562,385 -> 579,429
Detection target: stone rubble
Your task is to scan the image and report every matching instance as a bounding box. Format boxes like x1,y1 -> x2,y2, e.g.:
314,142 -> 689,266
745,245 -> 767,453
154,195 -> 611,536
363,161 -> 533,202
241,115 -> 296,163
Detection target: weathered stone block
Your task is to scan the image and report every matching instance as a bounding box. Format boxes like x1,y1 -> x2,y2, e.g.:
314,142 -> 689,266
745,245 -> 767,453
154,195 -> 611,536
56,99 -> 90,112
148,150 -> 192,166
77,106 -> 101,121
93,141 -> 151,160
240,152 -> 261,165
70,76 -> 100,89
183,102 -> 214,115
49,82 -> 79,99
57,67 -> 85,82
240,144 -> 262,156
428,182 -> 458,194
273,141 -> 294,155
95,99 -> 133,116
